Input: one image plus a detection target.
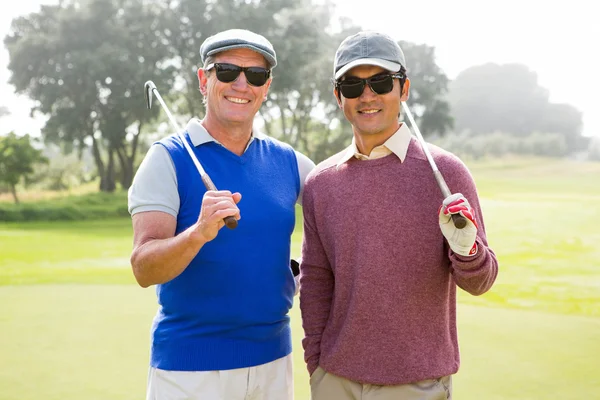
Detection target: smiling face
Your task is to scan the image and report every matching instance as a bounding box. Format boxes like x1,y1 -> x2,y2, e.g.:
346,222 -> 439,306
198,48 -> 271,129
335,64 -> 410,150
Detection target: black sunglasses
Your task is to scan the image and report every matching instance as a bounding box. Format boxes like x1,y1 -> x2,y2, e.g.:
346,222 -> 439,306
335,73 -> 405,99
205,63 -> 271,87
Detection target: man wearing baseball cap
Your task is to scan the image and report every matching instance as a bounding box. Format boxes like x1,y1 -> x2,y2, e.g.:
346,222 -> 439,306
299,31 -> 498,399
129,29 -> 314,399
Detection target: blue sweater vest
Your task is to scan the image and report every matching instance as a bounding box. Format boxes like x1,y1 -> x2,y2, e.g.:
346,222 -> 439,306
151,131 -> 300,371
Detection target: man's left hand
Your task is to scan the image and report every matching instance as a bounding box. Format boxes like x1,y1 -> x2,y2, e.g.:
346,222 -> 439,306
439,193 -> 478,256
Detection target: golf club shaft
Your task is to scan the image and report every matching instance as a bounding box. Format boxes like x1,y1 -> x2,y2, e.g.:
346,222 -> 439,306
145,81 -> 237,229
401,101 -> 467,229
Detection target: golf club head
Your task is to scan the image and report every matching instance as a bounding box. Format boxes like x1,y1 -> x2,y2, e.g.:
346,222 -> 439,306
144,80 -> 156,109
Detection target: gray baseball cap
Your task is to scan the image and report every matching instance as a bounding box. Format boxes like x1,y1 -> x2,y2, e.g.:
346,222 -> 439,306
200,29 -> 277,68
334,31 -> 406,80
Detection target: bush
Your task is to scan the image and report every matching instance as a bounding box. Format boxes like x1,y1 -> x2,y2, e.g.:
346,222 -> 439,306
588,137 -> 600,161
432,131 -> 568,159
0,191 -> 129,222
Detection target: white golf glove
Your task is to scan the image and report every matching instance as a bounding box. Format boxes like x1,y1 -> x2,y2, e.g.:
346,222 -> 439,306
439,193 -> 478,257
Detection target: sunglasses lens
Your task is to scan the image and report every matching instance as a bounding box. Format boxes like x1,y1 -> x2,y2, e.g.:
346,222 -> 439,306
338,75 -> 396,98
369,75 -> 394,95
339,80 -> 365,99
215,64 -> 241,83
213,64 -> 269,86
244,67 -> 270,87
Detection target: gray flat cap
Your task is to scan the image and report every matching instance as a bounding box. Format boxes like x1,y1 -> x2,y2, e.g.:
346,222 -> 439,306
200,29 -> 277,68
334,31 -> 406,80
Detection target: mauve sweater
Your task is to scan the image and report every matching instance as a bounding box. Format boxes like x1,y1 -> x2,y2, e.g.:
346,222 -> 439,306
299,137 -> 498,386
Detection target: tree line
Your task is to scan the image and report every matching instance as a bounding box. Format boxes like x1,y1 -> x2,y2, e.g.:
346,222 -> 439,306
1,0 -> 587,197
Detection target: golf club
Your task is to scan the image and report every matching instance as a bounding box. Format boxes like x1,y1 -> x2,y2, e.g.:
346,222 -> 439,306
401,101 -> 467,229
144,80 -> 238,230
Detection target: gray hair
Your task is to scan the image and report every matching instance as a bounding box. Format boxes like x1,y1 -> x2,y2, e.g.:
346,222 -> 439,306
203,55 -> 216,70
201,55 -> 216,106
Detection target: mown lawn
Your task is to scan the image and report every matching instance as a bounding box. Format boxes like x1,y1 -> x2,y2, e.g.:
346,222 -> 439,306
1,157 -> 599,399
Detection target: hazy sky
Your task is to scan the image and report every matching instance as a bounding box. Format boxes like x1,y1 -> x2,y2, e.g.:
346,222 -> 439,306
1,0 -> 598,137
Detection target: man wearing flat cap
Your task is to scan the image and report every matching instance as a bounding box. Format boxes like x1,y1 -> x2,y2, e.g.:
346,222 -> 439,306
299,31 -> 498,400
129,28 -> 314,400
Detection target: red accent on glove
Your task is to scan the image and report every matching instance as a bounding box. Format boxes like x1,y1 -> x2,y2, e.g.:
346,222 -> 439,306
468,242 -> 478,256
443,198 -> 478,229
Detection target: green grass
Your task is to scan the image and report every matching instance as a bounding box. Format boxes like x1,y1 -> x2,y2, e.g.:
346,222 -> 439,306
455,306 -> 600,400
1,287 -> 598,400
461,158 -> 600,317
0,219 -> 134,285
1,157 -> 599,399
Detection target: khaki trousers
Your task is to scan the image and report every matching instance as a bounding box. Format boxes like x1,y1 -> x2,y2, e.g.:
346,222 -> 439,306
310,367 -> 452,400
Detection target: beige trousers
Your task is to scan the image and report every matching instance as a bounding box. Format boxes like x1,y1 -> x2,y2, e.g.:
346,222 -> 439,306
146,354 -> 293,400
310,367 -> 452,400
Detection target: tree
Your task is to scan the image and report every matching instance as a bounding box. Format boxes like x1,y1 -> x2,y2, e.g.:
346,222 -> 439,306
4,0 -> 175,192
400,41 -> 453,136
448,63 -> 584,153
260,22 -> 454,160
6,0 -> 457,176
260,5 -> 360,160
588,136 -> 600,161
0,133 -> 48,203
160,0 -> 355,163
539,103 -> 586,153
449,63 -> 547,135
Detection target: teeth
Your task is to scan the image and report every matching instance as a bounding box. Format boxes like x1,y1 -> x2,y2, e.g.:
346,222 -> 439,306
226,97 -> 250,104
361,109 -> 379,114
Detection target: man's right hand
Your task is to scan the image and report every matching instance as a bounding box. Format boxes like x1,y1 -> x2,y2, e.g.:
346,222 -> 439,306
195,190 -> 241,242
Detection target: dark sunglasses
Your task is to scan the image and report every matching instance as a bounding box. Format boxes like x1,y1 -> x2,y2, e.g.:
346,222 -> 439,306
205,63 -> 271,87
335,73 -> 404,99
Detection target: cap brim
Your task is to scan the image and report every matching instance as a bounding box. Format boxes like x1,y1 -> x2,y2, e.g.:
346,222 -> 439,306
207,44 -> 277,68
335,58 -> 401,80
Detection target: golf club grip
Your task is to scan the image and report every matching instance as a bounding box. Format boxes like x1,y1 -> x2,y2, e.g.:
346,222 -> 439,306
433,170 -> 467,230
452,213 -> 468,229
200,175 -> 239,230
223,216 -> 238,229
144,81 -> 238,230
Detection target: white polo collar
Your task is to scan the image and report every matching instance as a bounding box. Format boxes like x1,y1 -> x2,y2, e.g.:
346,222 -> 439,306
336,122 -> 411,166
185,118 -> 267,147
